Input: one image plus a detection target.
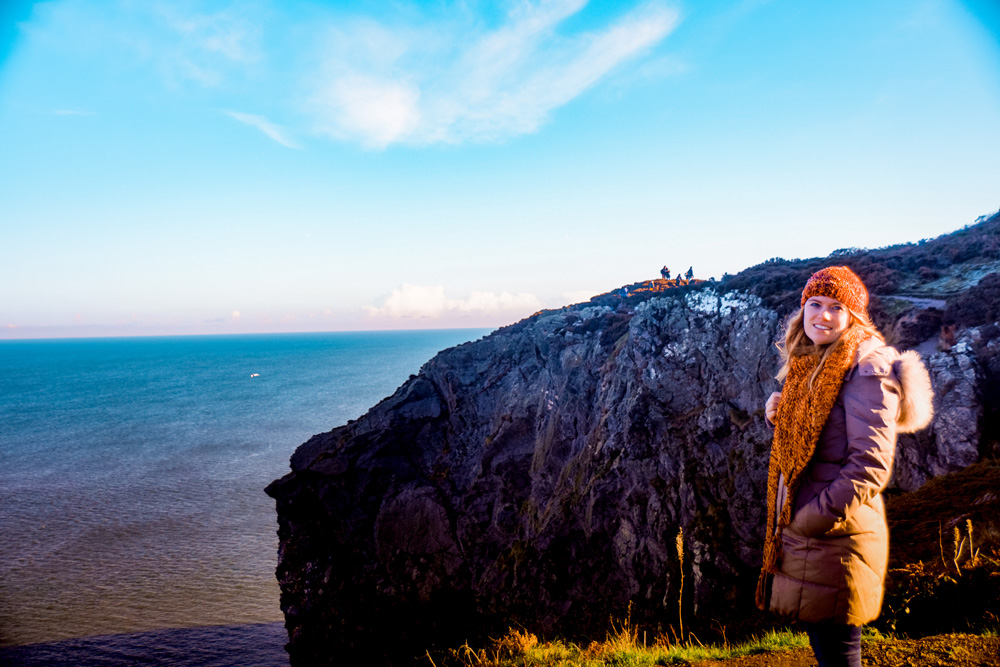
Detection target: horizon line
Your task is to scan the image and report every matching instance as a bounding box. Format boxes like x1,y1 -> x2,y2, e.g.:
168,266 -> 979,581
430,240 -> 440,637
0,325 -> 501,343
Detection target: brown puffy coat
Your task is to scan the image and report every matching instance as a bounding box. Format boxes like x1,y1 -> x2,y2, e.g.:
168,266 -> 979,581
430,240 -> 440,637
769,338 -> 934,625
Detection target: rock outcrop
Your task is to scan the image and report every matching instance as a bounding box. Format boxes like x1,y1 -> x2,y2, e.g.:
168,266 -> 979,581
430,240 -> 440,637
265,284 -> 990,665
892,334 -> 982,490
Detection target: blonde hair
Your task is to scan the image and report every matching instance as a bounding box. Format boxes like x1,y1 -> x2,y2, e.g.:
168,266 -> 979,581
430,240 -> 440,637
775,304 -> 881,388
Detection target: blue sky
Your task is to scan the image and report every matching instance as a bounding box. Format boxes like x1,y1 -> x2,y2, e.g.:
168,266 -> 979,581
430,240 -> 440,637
1,0 -> 998,338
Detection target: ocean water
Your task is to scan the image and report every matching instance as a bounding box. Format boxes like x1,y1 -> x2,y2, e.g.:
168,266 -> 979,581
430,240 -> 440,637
0,330 -> 490,664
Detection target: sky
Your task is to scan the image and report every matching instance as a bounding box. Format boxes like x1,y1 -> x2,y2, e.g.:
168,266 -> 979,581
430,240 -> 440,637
1,0 -> 999,339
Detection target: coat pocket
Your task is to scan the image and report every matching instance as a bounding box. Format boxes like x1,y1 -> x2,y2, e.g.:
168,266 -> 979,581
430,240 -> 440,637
788,497 -> 837,538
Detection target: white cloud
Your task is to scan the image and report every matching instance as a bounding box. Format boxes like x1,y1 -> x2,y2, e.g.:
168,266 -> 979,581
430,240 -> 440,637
364,284 -> 544,320
317,74 -> 421,147
562,290 -> 600,305
309,1 -> 680,147
224,110 -> 301,148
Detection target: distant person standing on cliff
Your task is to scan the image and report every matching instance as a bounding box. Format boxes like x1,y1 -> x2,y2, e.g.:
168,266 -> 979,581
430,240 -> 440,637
757,266 -> 934,667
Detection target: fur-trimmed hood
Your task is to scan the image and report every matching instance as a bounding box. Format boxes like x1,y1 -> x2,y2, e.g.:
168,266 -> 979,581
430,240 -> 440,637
893,349 -> 935,433
855,338 -> 935,434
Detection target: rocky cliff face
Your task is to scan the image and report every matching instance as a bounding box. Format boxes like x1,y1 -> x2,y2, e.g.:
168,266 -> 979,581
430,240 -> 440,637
893,334 -> 982,490
266,287 -> 986,666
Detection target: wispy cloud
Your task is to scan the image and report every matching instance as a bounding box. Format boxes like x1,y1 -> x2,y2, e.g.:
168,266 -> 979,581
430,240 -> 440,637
162,9 -> 261,63
39,1 -> 677,148
309,1 -> 680,147
155,3 -> 263,87
31,0 -> 266,89
364,284 -> 544,320
224,110 -> 301,148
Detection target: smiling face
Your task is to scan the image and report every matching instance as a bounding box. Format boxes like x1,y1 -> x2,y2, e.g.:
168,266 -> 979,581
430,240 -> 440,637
803,295 -> 851,345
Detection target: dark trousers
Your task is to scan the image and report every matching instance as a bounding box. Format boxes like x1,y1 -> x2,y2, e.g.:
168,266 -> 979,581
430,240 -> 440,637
802,622 -> 862,667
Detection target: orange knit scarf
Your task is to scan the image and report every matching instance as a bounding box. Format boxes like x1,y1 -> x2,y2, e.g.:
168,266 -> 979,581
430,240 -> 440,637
755,326 -> 868,611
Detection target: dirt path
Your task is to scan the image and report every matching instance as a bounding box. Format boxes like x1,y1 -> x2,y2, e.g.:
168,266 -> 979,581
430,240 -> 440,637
691,633 -> 1000,667
884,295 -> 948,310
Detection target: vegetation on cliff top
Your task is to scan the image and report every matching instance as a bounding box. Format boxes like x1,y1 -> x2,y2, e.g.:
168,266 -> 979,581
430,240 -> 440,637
582,211 -> 1000,351
718,210 -> 1000,318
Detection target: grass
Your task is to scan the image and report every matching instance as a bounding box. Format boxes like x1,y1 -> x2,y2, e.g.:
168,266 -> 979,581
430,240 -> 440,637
442,620 -> 812,667
442,623 -> 1000,667
441,622 -> 1000,666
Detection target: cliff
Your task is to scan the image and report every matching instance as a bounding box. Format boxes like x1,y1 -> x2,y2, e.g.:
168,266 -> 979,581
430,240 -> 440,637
266,211 -> 1000,666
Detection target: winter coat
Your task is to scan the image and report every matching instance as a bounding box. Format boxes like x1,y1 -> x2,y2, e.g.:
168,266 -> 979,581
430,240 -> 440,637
768,337 -> 934,625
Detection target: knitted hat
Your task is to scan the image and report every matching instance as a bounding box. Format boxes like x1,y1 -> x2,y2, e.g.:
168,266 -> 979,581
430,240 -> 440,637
800,266 -> 868,314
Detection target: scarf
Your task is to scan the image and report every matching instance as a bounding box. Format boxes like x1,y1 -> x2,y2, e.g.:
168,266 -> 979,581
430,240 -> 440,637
755,326 -> 868,611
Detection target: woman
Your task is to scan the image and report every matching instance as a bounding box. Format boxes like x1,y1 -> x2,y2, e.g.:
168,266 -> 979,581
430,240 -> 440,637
756,266 -> 934,667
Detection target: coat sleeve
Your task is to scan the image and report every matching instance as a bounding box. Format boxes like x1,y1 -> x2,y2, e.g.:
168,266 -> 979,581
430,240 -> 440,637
788,364 -> 900,538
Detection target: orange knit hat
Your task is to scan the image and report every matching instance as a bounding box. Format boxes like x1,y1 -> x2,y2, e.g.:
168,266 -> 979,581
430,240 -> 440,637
800,265 -> 868,313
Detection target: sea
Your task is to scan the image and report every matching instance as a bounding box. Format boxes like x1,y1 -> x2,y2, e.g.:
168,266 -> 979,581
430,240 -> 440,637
0,329 -> 491,666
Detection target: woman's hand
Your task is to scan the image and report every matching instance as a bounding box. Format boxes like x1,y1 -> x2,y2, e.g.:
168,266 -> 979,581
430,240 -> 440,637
765,391 -> 782,425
